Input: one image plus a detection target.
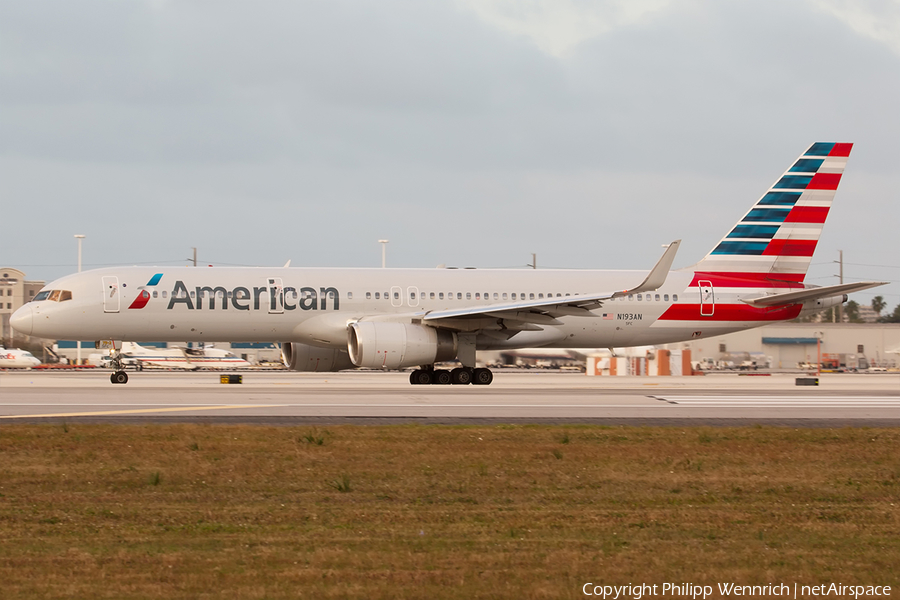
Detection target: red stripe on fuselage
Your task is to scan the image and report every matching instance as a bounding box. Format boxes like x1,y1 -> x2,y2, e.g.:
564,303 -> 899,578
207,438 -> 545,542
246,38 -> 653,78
658,303 -> 802,322
762,239 -> 817,257
689,272 -> 805,288
784,206 -> 829,223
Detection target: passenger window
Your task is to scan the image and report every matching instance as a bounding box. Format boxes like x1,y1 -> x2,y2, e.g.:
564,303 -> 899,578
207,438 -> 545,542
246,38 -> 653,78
375,292 -> 380,299
421,292 -> 425,299
430,292 -> 435,299
655,294 -> 660,301
637,294 -> 642,301
565,293 -> 570,297
493,293 -> 499,300
410,292 -> 415,300
673,294 -> 678,302
348,292 -> 353,300
538,293 -> 543,299
366,292 -> 371,299
59,290 -> 73,302
511,293 -> 517,300
466,292 -> 471,300
557,293 -> 562,297
502,293 -> 508,300
162,291 -> 168,299
457,292 -> 462,300
530,293 -> 535,300
664,294 -> 669,301
475,293 -> 480,300
439,292 -> 444,300
393,292 -> 399,300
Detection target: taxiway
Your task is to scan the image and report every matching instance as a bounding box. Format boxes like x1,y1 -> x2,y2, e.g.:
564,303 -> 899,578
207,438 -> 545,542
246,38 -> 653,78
1,370 -> 898,426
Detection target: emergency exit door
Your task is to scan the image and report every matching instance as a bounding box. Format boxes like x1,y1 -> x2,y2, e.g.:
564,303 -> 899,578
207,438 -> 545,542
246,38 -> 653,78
699,280 -> 714,316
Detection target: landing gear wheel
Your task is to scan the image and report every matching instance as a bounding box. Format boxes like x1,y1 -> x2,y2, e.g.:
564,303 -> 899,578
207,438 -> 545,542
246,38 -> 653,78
111,371 -> 128,385
472,368 -> 493,385
451,367 -> 473,385
433,370 -> 452,385
410,369 -> 433,385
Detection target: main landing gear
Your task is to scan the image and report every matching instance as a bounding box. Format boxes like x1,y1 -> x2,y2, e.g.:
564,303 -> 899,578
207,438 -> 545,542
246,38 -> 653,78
408,366 -> 494,386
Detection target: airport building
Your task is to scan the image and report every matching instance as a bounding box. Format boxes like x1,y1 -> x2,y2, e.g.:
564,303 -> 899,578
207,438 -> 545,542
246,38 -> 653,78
681,322 -> 900,369
0,268 -> 45,349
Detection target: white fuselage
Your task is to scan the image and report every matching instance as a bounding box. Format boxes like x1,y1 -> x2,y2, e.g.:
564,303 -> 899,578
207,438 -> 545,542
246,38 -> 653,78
10,265 -> 795,352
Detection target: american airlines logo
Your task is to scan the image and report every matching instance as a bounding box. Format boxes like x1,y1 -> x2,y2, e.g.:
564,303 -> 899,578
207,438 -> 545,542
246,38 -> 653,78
166,280 -> 340,311
128,273 -> 163,309
128,274 -> 341,312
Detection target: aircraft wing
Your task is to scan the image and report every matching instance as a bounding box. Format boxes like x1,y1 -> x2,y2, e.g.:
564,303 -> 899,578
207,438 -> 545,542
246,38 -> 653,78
422,241 -> 680,325
741,281 -> 888,307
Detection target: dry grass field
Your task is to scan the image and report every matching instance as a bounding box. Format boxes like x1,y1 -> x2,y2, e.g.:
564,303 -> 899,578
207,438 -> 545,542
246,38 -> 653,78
0,424 -> 898,599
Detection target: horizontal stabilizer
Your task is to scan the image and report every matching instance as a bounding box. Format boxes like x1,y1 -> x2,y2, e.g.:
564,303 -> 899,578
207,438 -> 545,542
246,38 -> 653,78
742,281 -> 888,307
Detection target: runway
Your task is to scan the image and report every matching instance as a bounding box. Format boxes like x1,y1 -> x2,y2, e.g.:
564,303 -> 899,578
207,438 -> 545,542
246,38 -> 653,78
1,369 -> 899,426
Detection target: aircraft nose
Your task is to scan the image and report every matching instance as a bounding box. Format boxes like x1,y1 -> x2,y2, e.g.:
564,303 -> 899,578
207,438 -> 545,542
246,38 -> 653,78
10,305 -> 33,336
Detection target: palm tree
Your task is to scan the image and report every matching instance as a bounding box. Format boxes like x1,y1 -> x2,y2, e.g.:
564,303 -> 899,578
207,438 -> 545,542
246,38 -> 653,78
872,295 -> 886,316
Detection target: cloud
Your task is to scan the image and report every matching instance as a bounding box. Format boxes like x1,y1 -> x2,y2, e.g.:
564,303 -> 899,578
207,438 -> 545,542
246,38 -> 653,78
810,0 -> 900,56
457,0 -> 676,58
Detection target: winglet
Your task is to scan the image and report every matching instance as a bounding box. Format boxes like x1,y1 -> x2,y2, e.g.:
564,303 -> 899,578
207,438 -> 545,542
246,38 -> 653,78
616,240 -> 681,297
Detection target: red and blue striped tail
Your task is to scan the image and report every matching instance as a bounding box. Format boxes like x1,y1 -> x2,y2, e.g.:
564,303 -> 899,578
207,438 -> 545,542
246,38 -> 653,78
692,142 -> 851,286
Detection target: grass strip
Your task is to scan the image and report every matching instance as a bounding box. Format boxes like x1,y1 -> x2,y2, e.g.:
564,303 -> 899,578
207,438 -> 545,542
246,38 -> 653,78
0,424 -> 898,599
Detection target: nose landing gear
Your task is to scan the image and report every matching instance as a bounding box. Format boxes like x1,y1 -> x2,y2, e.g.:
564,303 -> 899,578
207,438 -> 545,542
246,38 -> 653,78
106,344 -> 129,384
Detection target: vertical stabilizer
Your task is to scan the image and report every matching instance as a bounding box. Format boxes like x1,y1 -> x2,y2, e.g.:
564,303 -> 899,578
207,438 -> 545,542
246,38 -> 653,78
693,142 -> 852,283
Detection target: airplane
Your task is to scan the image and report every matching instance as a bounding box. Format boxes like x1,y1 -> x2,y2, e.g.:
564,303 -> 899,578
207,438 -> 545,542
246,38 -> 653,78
0,347 -> 42,368
10,142 -> 887,385
97,342 -> 252,370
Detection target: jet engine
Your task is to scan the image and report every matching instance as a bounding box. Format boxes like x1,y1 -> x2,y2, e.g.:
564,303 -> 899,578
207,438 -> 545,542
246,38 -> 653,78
797,294 -> 847,318
348,322 -> 457,370
281,342 -> 354,372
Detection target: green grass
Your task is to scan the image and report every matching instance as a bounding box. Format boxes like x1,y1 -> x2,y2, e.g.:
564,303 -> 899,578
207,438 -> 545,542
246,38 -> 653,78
0,424 -> 898,599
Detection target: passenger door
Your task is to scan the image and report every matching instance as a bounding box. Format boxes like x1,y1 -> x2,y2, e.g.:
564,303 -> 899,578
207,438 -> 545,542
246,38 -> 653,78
102,276 -> 120,313
267,278 -> 284,314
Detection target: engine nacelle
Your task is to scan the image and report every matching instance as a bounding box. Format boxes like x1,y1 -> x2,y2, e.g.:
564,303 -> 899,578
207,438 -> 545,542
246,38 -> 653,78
348,322 -> 457,370
797,294 -> 847,318
281,342 -> 354,372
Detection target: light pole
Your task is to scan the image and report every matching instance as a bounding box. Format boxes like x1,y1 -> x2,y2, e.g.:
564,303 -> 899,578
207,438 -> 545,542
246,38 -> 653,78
378,240 -> 389,268
74,235 -> 85,365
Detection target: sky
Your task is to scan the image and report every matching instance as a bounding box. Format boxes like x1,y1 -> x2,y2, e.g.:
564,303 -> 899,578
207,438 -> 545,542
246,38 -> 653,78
2,0 -> 899,309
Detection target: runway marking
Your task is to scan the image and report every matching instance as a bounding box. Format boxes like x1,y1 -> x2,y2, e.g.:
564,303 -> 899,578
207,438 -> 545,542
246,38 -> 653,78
0,405 -> 281,419
653,395 -> 900,407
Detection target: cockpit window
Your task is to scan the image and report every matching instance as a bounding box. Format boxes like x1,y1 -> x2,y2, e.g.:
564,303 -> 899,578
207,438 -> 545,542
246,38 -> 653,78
33,290 -> 73,302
